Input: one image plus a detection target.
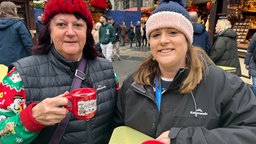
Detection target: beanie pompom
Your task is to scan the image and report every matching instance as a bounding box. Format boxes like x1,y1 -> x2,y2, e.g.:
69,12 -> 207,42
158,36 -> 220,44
160,0 -> 186,7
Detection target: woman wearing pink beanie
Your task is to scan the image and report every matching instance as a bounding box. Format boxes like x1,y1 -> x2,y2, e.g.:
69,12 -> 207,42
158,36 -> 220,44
0,0 -> 118,143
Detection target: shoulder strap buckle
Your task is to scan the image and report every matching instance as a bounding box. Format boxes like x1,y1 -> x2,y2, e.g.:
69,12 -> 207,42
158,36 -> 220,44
75,69 -> 85,80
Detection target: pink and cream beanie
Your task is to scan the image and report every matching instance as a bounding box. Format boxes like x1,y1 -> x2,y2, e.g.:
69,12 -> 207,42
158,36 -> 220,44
146,0 -> 193,45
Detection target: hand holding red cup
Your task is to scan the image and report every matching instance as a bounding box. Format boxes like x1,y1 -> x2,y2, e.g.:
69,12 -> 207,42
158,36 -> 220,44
65,88 -> 97,120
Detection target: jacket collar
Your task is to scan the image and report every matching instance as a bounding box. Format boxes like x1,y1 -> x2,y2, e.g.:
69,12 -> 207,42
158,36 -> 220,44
49,47 -> 79,71
131,67 -> 190,92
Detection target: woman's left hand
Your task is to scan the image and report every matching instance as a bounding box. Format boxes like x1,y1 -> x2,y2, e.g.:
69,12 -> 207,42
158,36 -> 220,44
156,130 -> 171,144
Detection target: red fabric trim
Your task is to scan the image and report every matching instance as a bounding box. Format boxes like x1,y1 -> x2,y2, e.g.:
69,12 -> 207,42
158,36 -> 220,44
87,0 -> 108,9
20,102 -> 46,132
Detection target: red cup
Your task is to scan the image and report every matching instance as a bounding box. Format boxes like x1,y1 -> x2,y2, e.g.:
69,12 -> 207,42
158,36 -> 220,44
65,88 -> 97,120
141,140 -> 165,144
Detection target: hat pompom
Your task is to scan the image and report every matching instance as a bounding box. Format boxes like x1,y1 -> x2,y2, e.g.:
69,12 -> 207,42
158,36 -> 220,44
159,0 -> 186,7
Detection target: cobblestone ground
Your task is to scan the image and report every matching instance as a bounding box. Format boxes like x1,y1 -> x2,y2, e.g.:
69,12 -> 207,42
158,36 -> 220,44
112,45 -> 150,85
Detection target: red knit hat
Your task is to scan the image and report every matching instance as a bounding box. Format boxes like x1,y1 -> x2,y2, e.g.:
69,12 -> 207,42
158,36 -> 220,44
42,0 -> 93,30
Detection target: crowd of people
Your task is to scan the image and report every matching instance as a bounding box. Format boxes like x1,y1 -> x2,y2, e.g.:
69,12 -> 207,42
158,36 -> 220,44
1,0 -> 256,143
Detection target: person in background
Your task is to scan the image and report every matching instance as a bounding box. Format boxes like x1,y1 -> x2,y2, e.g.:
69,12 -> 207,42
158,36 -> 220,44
210,18 -> 241,76
189,11 -> 211,56
35,13 -> 43,37
114,0 -> 256,144
99,15 -> 115,62
141,21 -> 147,48
92,21 -> 101,44
135,21 -> 142,48
92,22 -> 104,58
95,43 -> 105,58
0,1 -> 33,66
126,22 -> 135,48
244,32 -> 256,95
0,0 -> 118,143
108,16 -> 121,61
120,21 -> 127,46
141,22 -> 148,47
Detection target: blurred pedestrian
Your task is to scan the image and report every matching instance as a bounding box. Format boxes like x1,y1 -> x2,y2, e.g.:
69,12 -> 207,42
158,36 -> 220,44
120,21 -> 127,46
141,21 -> 147,48
244,32 -> 256,95
127,22 -> 135,48
135,21 -> 142,48
95,43 -> 105,58
189,11 -> 211,56
99,15 -> 115,62
210,18 -> 241,76
108,16 -> 121,60
114,1 -> 256,144
36,13 -> 43,37
0,0 -> 118,143
92,22 -> 101,44
0,1 -> 33,66
92,22 -> 104,58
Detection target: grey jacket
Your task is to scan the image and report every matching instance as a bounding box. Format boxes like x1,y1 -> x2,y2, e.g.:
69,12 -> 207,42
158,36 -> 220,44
114,63 -> 256,144
210,28 -> 241,76
11,48 -> 117,144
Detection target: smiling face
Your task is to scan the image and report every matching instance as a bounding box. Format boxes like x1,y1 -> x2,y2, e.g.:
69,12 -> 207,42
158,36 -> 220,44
149,28 -> 188,75
50,14 -> 87,61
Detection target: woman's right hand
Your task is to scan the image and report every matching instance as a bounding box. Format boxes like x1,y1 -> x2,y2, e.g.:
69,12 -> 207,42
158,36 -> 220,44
31,91 -> 69,126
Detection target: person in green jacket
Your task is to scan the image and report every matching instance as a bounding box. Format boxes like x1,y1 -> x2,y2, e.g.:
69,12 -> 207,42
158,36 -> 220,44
99,15 -> 116,62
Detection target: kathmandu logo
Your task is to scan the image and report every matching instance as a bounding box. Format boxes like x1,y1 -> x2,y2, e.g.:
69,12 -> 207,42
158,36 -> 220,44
96,84 -> 106,91
190,109 -> 208,117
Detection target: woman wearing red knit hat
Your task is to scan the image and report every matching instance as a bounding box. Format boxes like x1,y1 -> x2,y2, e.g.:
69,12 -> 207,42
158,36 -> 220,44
114,0 -> 256,144
0,0 -> 118,143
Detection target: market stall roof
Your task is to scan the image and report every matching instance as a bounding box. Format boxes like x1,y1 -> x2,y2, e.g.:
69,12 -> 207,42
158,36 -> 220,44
124,6 -> 156,16
124,6 -> 152,11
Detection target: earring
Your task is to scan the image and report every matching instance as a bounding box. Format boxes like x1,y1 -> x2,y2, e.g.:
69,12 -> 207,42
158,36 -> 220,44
50,39 -> 53,44
152,57 -> 155,61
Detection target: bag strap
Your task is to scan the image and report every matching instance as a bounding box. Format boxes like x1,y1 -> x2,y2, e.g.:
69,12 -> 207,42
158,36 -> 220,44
49,58 -> 86,144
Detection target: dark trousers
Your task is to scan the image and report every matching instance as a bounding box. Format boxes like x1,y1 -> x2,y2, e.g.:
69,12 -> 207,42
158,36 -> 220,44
129,37 -> 133,47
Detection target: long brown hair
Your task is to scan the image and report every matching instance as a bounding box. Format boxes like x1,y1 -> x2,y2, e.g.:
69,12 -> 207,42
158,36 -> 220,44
134,46 -> 213,94
0,1 -> 19,18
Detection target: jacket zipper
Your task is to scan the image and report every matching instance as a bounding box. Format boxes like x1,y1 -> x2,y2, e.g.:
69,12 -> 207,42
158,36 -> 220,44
131,83 -> 160,136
